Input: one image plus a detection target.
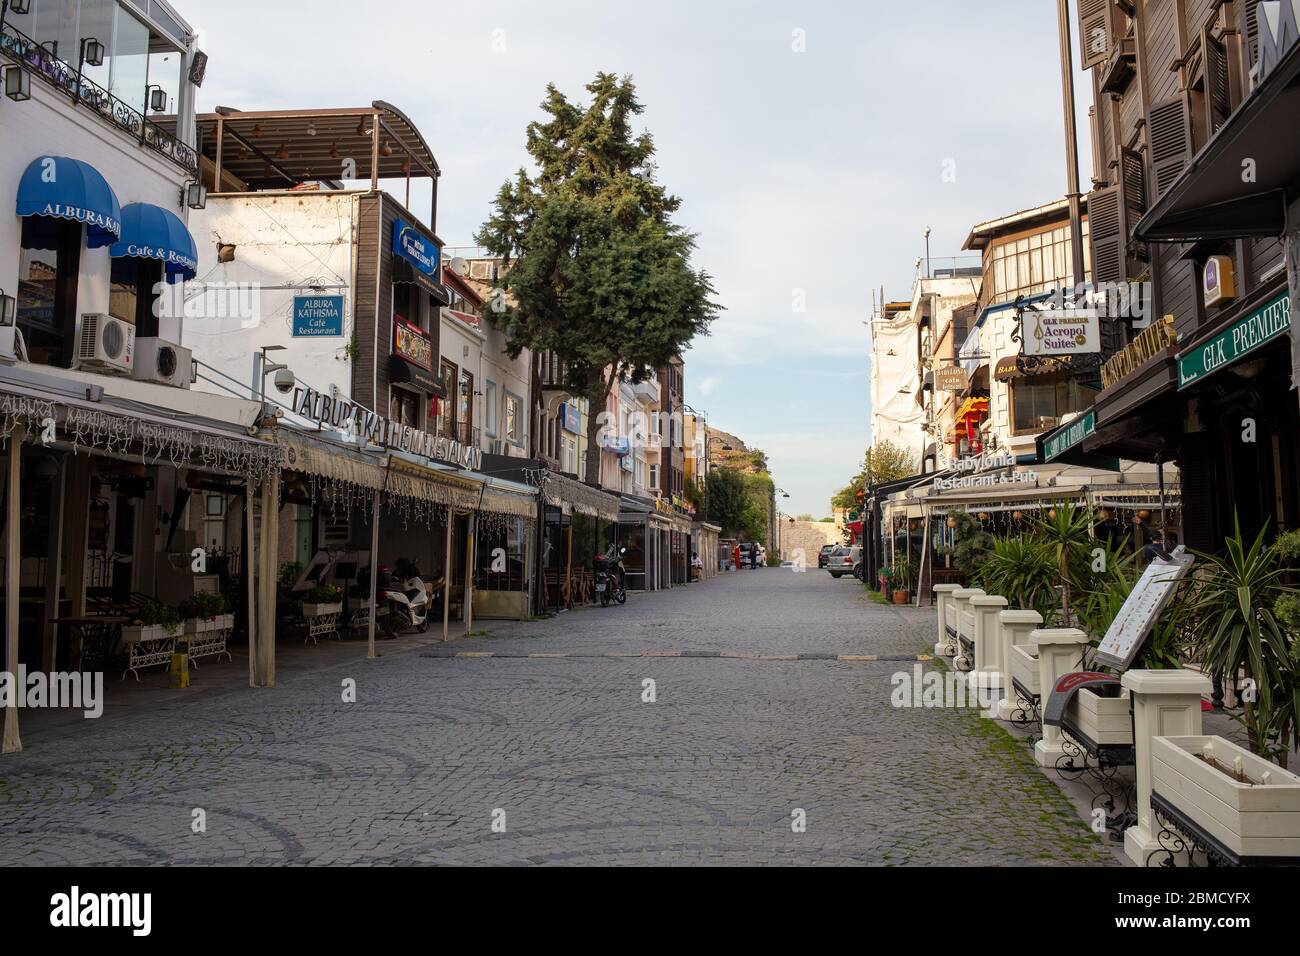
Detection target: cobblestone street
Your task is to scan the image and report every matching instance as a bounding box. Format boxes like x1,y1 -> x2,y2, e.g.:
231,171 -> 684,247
0,571 -> 1115,865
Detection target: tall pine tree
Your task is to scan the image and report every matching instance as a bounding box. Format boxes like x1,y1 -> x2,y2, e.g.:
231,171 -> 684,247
476,73 -> 719,483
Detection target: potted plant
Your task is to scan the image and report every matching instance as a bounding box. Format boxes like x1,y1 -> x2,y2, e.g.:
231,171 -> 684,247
181,591 -> 232,634
303,582 -> 343,618
122,599 -> 183,644
891,558 -> 912,604
1151,734 -> 1300,860
1185,518 -> 1300,767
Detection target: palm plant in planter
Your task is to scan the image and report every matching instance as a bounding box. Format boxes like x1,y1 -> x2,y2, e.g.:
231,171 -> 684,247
1186,518 -> 1300,768
891,558 -> 912,603
1034,505 -> 1094,621
976,535 -> 1062,626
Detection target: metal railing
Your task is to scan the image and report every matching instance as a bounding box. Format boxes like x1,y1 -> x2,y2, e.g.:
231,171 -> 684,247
1,21 -> 199,176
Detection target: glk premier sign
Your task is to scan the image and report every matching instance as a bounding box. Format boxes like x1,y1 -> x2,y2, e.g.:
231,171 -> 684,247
293,295 -> 345,337
1043,410 -> 1096,462
1022,308 -> 1100,356
1177,292 -> 1290,389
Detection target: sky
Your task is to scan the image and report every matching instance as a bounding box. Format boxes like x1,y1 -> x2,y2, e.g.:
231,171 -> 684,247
185,0 -> 1094,519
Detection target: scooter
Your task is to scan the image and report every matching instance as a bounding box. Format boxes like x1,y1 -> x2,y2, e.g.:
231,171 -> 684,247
383,558 -> 429,633
593,545 -> 628,607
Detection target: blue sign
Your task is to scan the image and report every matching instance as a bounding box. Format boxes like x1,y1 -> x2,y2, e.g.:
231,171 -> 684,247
559,402 -> 581,434
293,295 -> 345,337
392,217 -> 439,277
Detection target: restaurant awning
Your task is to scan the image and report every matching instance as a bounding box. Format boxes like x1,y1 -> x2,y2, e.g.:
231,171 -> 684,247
1135,39 -> 1300,242
994,353 -> 1104,381
388,355 -> 444,396
16,155 -> 121,249
110,203 -> 198,284
393,256 -> 451,304
1038,409 -> 1120,471
542,472 -> 621,522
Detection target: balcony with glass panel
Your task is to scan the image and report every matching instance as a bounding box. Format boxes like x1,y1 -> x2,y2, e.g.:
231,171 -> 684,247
0,0 -> 198,175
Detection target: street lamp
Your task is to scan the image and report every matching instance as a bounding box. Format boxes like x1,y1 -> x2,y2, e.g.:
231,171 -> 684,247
923,225 -> 931,279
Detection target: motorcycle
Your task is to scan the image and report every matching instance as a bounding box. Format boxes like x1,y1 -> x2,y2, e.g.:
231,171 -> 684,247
593,545 -> 628,607
383,558 -> 430,634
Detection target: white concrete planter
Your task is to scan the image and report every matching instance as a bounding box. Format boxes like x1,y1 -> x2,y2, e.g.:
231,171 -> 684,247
184,613 -> 234,635
303,602 -> 342,618
1151,735 -> 1300,859
122,623 -> 183,643
1009,643 -> 1039,698
1063,685 -> 1132,748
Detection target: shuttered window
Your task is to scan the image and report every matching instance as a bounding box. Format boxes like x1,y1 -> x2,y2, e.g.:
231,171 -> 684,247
1088,184 -> 1124,285
1147,94 -> 1193,200
1078,0 -> 1113,69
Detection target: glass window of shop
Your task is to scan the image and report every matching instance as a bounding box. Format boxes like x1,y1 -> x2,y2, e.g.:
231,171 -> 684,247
474,517 -> 526,591
1010,374 -> 1090,434
16,218 -> 80,368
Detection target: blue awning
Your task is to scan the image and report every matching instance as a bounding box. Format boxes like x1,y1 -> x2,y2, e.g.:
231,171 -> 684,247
110,203 -> 198,284
15,156 -> 121,249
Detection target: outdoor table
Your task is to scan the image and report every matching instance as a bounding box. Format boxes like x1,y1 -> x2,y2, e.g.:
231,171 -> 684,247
49,616 -> 130,671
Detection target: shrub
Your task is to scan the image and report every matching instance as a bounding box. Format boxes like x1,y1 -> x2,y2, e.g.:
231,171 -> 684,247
305,583 -> 342,604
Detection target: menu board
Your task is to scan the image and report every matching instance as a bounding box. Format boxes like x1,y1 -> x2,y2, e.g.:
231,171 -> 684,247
1094,545 -> 1195,671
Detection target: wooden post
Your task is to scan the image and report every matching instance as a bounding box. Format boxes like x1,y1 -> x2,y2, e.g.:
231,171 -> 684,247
370,111 -> 380,192
41,458 -> 66,671
63,457 -> 90,619
367,491 -> 380,660
464,512 -> 476,635
565,521 -> 573,608
245,481 -> 256,688
256,473 -> 280,686
3,428 -> 24,754
441,512 -> 452,642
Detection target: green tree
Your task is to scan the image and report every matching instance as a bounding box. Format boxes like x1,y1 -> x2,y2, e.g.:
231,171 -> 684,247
476,73 -> 720,483
704,467 -> 749,538
831,440 -> 916,511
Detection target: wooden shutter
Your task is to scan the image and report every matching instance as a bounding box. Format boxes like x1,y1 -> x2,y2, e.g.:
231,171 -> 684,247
1147,94 -> 1193,200
1079,0 -> 1113,69
1243,0 -> 1263,76
1119,147 -> 1147,265
1088,184 -> 1125,284
1204,28 -> 1233,132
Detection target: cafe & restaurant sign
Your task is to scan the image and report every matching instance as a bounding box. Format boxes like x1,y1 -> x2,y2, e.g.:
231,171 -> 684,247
1177,292 -> 1291,389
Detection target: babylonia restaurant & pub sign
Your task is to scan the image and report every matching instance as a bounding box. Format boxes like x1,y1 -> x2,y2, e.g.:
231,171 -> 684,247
291,386 -> 483,471
1177,292 -> 1290,389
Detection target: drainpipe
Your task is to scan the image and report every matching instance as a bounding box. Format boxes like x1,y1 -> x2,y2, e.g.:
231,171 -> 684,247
1057,0 -> 1087,288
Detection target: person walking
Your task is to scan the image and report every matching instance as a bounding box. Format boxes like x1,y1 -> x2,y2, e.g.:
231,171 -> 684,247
732,543 -> 742,571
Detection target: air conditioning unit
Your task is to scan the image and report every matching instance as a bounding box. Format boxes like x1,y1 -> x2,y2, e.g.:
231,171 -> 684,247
133,337 -> 195,389
76,314 -> 134,374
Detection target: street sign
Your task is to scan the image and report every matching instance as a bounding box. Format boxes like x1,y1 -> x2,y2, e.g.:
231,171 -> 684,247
1094,546 -> 1195,671
1043,410 -> 1096,462
934,365 -> 968,391
1177,291 -> 1290,389
292,295 -> 344,337
1022,308 -> 1100,356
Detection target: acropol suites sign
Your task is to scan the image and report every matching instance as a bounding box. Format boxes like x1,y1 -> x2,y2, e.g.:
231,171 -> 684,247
1022,308 -> 1100,357
1177,292 -> 1290,389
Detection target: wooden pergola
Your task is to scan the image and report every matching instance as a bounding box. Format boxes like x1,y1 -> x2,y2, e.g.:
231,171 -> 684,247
193,101 -> 441,225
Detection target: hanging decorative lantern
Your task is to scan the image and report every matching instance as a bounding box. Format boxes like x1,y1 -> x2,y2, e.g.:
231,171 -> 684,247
1048,508 -> 1057,519
977,512 -> 990,522
1013,511 -> 1024,521
1098,507 -> 1112,521
946,516 -> 957,529
1137,509 -> 1151,521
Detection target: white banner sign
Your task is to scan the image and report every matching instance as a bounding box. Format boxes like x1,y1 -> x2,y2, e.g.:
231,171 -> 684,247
1022,308 -> 1101,357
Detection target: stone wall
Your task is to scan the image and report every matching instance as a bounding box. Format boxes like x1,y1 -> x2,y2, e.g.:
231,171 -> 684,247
779,521 -> 846,566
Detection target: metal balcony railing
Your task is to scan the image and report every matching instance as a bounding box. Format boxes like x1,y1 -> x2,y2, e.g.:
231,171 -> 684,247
1,22 -> 199,176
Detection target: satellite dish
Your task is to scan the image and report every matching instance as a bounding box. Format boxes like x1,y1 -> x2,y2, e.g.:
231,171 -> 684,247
449,257 -> 470,277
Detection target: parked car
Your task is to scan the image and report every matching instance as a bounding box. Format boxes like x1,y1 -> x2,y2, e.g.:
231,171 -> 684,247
826,546 -> 862,579
817,544 -> 836,569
